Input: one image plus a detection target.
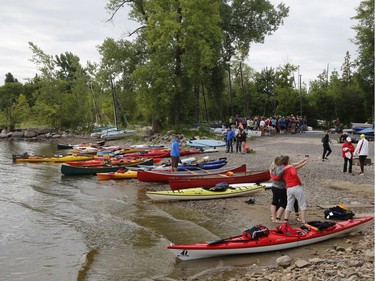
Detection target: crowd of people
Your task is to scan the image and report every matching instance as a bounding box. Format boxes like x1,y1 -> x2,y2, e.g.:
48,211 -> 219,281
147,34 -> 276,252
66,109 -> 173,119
228,114 -> 308,136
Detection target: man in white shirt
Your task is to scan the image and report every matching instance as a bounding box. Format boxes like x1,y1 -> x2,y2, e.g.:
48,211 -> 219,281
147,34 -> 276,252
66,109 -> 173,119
354,134 -> 369,175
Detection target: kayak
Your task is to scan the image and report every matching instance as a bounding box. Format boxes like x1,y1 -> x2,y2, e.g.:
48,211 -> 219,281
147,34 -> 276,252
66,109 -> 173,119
57,140 -> 105,149
97,169 -> 138,180
151,158 -> 228,172
168,216 -> 373,260
136,164 -> 247,183
61,158 -> 154,175
168,170 -> 271,190
146,183 -> 268,201
186,139 -> 226,148
12,154 -> 94,163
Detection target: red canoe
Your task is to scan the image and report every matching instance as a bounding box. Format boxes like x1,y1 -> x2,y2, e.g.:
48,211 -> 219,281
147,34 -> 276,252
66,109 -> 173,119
168,170 -> 270,190
136,164 -> 247,183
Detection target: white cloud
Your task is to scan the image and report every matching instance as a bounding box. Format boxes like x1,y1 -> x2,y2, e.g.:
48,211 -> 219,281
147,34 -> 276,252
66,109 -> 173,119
0,0 -> 360,87
247,0 -> 360,85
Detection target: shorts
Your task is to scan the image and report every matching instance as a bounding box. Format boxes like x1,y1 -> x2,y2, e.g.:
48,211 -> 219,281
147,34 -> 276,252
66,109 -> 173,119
286,185 -> 307,211
171,156 -> 180,168
271,187 -> 287,209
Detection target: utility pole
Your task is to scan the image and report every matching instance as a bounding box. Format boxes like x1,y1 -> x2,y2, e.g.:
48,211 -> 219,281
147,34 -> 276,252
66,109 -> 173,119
299,74 -> 302,117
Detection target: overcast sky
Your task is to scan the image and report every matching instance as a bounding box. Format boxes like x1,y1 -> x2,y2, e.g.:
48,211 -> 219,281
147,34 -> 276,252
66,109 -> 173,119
0,0 -> 360,86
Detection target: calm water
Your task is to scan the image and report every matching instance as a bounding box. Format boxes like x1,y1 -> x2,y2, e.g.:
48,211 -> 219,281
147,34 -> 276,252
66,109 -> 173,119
1,140 -> 277,281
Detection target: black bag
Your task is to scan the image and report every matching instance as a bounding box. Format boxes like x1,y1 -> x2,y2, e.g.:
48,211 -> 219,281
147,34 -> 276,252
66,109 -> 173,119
242,225 -> 269,239
208,182 -> 229,191
324,205 -> 355,220
306,221 -> 336,230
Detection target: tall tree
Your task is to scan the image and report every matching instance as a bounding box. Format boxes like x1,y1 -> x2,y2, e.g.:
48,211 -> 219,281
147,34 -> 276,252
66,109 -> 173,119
352,0 -> 374,121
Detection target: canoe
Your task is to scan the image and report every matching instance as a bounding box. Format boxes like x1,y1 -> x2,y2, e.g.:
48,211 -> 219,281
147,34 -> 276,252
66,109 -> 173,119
61,158 -> 154,175
146,183 -> 268,201
168,170 -> 271,190
12,154 -> 94,163
100,129 -> 136,140
97,169 -> 138,180
168,216 -> 373,260
186,139 -> 226,148
151,158 -> 228,172
137,164 -> 247,183
57,140 -> 105,149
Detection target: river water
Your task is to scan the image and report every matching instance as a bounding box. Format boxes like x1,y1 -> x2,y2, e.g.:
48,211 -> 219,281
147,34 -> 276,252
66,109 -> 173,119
1,140 -> 278,281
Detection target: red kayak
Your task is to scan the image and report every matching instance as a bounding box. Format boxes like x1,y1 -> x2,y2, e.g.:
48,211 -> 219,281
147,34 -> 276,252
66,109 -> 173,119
168,216 -> 373,260
168,170 -> 270,190
179,149 -> 201,156
136,164 -> 247,183
122,150 -> 170,159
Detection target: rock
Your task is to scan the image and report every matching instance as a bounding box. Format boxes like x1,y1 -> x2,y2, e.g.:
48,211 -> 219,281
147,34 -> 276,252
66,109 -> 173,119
276,255 -> 292,267
11,131 -> 24,138
24,129 -> 37,138
364,249 -> 374,262
295,259 -> 309,268
0,129 -> 9,138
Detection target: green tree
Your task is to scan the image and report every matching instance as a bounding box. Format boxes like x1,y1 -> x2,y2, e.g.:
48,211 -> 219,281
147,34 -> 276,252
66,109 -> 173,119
352,0 -> 374,121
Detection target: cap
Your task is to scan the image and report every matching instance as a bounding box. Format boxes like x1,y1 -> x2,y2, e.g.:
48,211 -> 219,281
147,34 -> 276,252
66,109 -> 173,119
360,134 -> 365,138
346,137 -> 351,142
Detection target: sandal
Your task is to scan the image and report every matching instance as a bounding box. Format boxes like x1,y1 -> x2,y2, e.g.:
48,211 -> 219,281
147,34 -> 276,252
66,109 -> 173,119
295,216 -> 302,222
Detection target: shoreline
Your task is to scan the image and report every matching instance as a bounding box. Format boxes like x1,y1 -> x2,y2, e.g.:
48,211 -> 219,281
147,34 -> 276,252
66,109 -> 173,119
7,132 -> 375,279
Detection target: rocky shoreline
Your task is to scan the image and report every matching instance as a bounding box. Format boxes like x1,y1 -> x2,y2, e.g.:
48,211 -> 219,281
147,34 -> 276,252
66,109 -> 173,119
4,130 -> 374,280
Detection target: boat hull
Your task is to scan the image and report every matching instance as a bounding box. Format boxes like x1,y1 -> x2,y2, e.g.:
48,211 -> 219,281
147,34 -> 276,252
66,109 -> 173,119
97,170 -> 138,180
136,164 -> 247,183
13,154 -> 94,163
169,170 -> 270,190
186,139 -> 226,148
61,158 -> 153,175
146,183 -> 266,201
168,217 -> 373,260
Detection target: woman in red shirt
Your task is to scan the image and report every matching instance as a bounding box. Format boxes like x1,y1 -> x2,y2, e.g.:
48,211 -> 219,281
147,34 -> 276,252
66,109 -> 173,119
280,155 -> 309,224
341,137 -> 355,173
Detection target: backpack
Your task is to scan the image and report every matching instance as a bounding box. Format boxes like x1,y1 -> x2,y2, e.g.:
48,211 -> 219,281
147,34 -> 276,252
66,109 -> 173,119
324,205 -> 355,220
277,222 -> 299,236
206,182 -> 230,192
242,225 -> 270,239
306,221 -> 336,231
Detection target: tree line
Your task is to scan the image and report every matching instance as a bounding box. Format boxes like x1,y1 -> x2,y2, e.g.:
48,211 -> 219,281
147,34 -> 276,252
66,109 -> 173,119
0,0 -> 373,132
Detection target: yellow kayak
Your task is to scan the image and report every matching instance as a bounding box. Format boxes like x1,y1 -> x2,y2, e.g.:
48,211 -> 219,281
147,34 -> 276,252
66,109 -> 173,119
97,169 -> 138,180
12,154 -> 94,163
146,183 -> 268,201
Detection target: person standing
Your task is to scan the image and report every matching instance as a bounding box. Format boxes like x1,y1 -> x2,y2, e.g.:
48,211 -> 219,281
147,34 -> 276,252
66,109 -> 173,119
354,134 -> 369,175
225,126 -> 234,153
280,155 -> 309,224
342,137 -> 355,173
270,156 -> 307,223
170,135 -> 181,172
235,128 -> 243,153
322,131 -> 332,161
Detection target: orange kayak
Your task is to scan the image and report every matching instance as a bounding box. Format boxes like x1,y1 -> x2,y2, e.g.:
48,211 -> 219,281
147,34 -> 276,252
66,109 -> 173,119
97,169 -> 138,180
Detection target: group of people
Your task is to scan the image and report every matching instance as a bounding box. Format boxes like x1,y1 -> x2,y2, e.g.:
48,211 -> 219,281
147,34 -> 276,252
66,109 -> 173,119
341,133 -> 369,175
269,155 -> 309,224
322,131 -> 369,175
224,125 -> 250,153
269,131 -> 370,225
229,114 -> 307,136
